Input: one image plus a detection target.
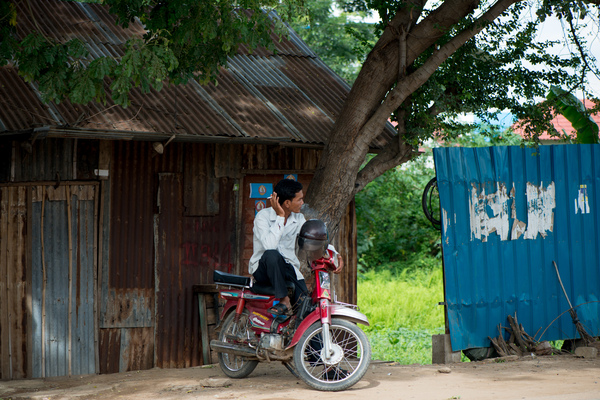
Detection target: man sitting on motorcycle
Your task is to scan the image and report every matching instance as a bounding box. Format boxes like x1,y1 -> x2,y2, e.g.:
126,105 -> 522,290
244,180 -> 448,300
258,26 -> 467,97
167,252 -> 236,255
249,178 -> 343,315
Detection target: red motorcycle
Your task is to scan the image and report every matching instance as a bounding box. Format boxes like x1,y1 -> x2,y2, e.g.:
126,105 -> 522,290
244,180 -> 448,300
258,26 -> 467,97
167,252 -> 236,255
210,220 -> 371,391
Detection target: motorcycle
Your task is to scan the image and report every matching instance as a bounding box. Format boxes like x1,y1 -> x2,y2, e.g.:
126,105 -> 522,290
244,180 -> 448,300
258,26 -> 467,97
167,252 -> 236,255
210,220 -> 371,391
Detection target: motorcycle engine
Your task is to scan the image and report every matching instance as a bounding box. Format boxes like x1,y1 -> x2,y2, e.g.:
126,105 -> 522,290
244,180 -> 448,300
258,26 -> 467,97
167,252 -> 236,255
259,333 -> 284,350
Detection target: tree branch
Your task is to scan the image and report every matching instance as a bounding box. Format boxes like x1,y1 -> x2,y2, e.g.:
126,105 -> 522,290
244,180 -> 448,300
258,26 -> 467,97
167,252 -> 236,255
360,0 -> 520,145
355,133 -> 416,194
566,8 -> 600,86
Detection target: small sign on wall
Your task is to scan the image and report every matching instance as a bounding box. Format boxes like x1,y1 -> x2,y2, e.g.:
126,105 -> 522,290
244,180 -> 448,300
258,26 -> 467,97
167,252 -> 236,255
249,183 -> 272,199
255,200 -> 267,215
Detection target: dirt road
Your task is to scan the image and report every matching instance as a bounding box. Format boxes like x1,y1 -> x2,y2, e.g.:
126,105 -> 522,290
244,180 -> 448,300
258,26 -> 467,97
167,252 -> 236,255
1,354 -> 599,400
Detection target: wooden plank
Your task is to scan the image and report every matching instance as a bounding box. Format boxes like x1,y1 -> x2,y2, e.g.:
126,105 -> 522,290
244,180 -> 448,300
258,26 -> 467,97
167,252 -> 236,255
198,294 -> 211,365
40,187 -> 46,378
26,186 -> 33,378
93,182 -> 100,375
0,187 -> 10,378
66,185 -> 73,376
11,187 -> 28,379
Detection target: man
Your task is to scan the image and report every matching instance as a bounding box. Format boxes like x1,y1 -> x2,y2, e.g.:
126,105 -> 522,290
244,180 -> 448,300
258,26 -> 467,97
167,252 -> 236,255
249,179 -> 342,315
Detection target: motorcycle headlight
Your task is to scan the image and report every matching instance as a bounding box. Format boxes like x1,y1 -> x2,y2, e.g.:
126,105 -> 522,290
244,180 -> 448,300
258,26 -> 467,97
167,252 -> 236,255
319,271 -> 330,289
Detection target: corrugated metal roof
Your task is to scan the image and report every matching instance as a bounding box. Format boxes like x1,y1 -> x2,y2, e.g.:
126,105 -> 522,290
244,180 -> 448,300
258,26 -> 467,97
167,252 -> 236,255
434,144 -> 600,351
0,0 -> 394,149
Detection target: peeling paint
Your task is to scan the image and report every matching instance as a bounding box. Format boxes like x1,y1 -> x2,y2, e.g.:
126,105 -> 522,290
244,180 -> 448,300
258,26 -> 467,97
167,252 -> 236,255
469,182 -> 511,242
442,208 -> 449,233
469,181 -> 556,242
523,182 -> 555,239
575,184 -> 590,214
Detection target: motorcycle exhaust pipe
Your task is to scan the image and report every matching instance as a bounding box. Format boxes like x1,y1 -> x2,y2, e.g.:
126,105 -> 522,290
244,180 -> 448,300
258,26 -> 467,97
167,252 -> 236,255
210,340 -> 259,359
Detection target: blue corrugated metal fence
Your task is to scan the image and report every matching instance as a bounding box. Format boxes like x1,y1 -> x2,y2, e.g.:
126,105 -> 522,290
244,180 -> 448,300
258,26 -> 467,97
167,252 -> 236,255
434,145 -> 600,351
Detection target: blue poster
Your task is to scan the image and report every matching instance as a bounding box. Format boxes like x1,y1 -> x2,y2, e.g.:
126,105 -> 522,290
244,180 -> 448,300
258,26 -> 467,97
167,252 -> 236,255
283,174 -> 298,181
255,200 -> 267,215
249,183 -> 272,199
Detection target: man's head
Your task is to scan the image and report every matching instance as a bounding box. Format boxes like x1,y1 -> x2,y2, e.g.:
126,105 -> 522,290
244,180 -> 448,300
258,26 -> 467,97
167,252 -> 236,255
274,179 -> 303,213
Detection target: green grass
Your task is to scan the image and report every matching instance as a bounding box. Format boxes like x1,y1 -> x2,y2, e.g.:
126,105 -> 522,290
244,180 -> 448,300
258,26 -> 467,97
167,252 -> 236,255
357,266 -> 445,364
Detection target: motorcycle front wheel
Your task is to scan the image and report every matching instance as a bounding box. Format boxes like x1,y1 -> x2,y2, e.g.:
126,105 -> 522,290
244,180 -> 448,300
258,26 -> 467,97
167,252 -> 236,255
217,310 -> 259,378
293,318 -> 371,391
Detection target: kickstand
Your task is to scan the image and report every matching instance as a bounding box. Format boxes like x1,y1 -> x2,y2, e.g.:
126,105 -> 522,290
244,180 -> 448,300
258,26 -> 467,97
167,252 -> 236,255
282,361 -> 300,379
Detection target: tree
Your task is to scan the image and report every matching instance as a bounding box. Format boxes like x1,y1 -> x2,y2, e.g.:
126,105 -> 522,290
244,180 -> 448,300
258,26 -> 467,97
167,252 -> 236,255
2,0 -> 599,232
304,0 -> 600,232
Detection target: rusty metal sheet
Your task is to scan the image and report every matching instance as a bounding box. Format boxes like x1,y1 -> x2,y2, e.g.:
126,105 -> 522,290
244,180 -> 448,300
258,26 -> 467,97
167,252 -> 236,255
98,327 -> 154,374
155,172 -> 238,368
13,138 -> 75,183
183,144 -> 219,216
98,328 -> 121,374
155,173 -> 188,368
100,289 -> 154,329
107,141 -> 158,291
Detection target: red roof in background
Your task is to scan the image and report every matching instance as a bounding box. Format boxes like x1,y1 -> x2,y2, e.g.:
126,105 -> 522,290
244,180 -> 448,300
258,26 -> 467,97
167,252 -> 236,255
512,99 -> 600,141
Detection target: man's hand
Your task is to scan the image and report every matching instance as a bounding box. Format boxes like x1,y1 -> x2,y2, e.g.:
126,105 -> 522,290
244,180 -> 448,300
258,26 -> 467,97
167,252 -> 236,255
269,192 -> 285,217
333,254 -> 344,274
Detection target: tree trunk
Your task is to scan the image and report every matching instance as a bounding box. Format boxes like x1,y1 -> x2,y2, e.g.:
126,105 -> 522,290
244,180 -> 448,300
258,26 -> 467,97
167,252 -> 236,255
304,0 -> 519,234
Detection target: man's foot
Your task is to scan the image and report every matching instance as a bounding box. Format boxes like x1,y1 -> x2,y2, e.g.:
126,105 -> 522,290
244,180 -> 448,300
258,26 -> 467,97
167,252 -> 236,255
268,302 -> 291,316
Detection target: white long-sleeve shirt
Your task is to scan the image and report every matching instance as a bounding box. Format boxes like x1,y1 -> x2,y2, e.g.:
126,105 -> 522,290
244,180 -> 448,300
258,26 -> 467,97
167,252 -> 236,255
248,207 -> 306,280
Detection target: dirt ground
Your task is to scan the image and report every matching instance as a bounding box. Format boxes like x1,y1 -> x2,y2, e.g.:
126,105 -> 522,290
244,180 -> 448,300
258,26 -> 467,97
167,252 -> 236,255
1,354 -> 599,400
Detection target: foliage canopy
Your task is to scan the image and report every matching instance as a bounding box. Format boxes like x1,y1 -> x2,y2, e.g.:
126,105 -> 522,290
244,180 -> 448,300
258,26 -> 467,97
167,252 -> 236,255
0,0 -> 302,106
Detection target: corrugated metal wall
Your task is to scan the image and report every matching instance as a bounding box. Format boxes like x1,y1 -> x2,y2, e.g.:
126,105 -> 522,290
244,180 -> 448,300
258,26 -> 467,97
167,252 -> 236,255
99,140 -> 181,373
434,144 -> 600,351
100,141 -> 239,371
30,185 -> 98,377
0,183 -> 97,379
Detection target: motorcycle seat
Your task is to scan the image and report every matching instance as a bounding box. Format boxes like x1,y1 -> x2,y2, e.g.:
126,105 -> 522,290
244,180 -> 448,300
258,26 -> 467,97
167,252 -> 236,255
213,270 -> 251,287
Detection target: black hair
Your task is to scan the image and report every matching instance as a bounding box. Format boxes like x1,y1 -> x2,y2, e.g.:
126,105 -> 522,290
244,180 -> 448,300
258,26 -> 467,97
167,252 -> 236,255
274,179 -> 303,205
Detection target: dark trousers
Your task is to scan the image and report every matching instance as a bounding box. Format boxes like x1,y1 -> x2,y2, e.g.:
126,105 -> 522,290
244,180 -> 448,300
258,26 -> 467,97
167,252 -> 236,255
253,250 -> 307,306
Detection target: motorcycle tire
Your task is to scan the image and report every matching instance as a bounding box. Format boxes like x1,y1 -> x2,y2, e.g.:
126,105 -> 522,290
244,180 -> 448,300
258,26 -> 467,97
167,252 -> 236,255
293,318 -> 371,391
217,310 -> 259,379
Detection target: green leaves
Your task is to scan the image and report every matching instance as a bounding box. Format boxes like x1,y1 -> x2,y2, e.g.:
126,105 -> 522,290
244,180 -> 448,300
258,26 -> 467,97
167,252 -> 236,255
2,0 -> 303,107
288,0 -> 377,84
547,86 -> 599,144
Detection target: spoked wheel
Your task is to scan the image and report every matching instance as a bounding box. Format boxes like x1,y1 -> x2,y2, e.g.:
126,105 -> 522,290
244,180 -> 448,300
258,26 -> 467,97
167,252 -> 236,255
293,318 -> 371,391
422,177 -> 441,230
217,310 -> 259,378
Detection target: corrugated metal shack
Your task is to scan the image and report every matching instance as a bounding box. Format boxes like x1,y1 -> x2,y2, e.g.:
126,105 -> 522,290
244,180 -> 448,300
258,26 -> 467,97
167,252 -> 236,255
0,0 -> 394,380
434,145 -> 600,352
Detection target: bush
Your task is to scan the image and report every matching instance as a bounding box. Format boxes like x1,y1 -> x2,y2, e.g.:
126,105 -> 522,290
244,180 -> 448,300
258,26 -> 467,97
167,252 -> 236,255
356,155 -> 441,272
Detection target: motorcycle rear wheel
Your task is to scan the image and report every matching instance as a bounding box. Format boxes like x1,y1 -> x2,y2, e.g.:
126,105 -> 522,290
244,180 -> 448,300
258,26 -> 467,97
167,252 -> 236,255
293,318 -> 371,391
217,310 -> 259,378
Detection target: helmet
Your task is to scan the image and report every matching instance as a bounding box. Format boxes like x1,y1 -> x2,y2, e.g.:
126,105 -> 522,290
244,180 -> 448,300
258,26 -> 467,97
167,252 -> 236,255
297,219 -> 328,262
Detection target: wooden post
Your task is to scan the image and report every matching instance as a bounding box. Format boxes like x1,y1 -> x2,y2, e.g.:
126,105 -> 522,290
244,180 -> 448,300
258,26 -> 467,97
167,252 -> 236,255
66,185 -> 73,376
198,294 -> 210,365
193,284 -> 220,365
